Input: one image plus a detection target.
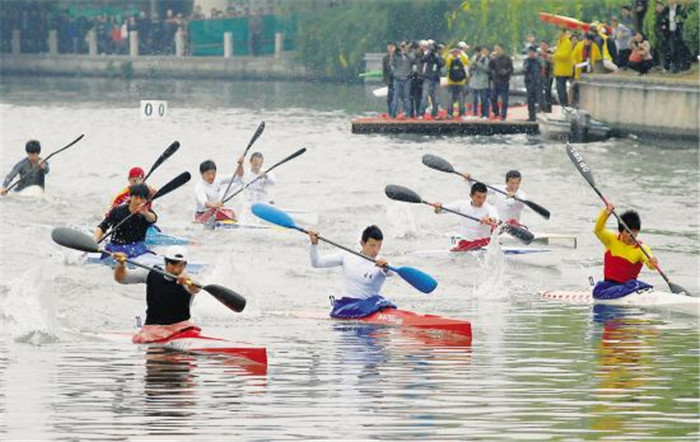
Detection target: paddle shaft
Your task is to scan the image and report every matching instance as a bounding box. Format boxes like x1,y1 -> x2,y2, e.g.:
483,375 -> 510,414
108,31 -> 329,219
427,200 -> 483,224
5,134 -> 85,192
455,171 -> 549,219
292,225 -> 392,270
219,122 -> 266,204
114,253 -> 203,290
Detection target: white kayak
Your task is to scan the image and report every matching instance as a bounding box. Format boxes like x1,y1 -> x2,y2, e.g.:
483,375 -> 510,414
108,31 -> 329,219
500,233 -> 577,249
540,290 -> 699,316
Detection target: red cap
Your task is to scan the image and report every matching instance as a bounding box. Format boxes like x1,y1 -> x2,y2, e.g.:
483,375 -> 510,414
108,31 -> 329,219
128,167 -> 145,179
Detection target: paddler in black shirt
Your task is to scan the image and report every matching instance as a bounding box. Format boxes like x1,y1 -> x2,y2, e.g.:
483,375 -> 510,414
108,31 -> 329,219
94,183 -> 157,258
113,245 -> 201,343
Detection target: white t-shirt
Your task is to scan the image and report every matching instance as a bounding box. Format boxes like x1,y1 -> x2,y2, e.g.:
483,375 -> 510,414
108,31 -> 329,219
309,245 -> 389,300
489,185 -> 526,222
442,200 -> 499,240
193,174 -> 239,213
241,169 -> 276,204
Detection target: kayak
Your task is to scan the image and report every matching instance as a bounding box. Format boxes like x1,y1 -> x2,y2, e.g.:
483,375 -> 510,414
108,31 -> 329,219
288,308 -> 472,344
85,252 -> 209,274
540,290 -> 699,316
538,12 -> 611,34
93,328 -> 268,373
213,219 -> 277,231
352,309 -> 472,343
500,233 -> 577,249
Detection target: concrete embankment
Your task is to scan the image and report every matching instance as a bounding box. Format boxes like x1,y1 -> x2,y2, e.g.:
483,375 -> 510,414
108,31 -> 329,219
577,72 -> 699,145
0,53 -> 317,81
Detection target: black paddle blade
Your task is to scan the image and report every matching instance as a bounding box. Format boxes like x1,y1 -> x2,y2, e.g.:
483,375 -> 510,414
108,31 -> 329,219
501,224 -> 535,245
51,227 -> 101,253
566,143 -> 597,188
422,154 -> 456,174
385,185 -> 423,204
247,121 -> 265,149
667,281 -> 691,296
202,284 -> 247,312
279,147 -> 306,165
144,141 -> 180,181
522,199 -> 551,220
152,171 -> 191,200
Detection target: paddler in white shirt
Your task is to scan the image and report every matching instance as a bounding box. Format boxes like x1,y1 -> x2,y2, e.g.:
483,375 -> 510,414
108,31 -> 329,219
235,151 -> 276,205
308,225 -> 397,318
489,170 -> 527,226
433,181 -> 499,251
193,159 -> 242,223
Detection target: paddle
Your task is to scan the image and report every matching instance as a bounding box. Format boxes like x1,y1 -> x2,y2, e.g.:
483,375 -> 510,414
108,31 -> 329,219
143,141 -> 180,181
98,171 -> 191,243
565,143 -> 690,296
251,203 -> 438,294
52,227 -> 246,312
5,134 -> 85,193
222,147 -> 307,205
421,153 -> 551,220
384,184 -> 535,245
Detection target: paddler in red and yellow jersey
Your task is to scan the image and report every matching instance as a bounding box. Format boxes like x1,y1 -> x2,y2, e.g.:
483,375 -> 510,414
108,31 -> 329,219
107,167 -> 156,215
592,201 -> 658,299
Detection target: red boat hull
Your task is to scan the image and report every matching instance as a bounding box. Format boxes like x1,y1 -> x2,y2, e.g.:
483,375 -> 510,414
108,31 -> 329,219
346,309 -> 472,344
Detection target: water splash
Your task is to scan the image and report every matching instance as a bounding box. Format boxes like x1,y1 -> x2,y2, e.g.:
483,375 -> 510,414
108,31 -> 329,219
474,229 -> 509,300
385,202 -> 418,239
1,268 -> 60,345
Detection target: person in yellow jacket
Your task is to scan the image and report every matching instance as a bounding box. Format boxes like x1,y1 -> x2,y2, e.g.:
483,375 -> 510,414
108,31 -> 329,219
592,201 -> 658,299
596,24 -> 618,72
550,28 -> 574,106
571,33 -> 602,79
445,45 -> 470,118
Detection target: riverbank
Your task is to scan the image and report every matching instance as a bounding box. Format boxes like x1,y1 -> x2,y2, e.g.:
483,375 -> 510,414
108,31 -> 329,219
0,53 -> 317,81
577,68 -> 699,145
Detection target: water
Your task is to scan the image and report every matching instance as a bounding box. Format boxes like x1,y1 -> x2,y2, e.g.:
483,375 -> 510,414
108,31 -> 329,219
1,76 -> 698,440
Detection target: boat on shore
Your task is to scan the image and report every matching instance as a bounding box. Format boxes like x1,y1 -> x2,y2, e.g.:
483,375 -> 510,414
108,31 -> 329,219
537,106 -> 611,143
540,289 -> 699,316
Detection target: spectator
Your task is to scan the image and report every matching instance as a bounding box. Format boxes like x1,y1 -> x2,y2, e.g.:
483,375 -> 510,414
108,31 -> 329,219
522,46 -> 542,121
628,31 -> 653,74
390,41 -> 415,118
551,28 -> 573,107
408,41 -> 423,118
634,0 -> 649,32
655,1 -> 671,70
470,46 -> 490,119
621,5 -> 635,29
572,33 -> 602,78
611,17 -> 632,68
382,41 -> 396,116
418,40 -> 444,119
666,0 -> 690,72
596,24 -> 618,72
190,5 -> 205,20
445,46 -> 469,118
488,44 -> 513,120
539,41 -> 553,113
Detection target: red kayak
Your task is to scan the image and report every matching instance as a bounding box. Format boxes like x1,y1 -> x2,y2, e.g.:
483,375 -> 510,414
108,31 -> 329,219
539,12 -> 611,34
95,328 -> 268,372
351,309 -> 472,344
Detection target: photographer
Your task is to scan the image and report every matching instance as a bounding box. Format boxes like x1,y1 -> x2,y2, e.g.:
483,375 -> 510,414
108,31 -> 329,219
389,40 -> 416,118
409,41 -> 423,118
470,46 -> 490,119
418,40 -> 444,119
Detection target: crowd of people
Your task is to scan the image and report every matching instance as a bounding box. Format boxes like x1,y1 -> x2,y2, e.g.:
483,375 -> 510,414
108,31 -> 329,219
381,0 -> 696,121
0,2 -> 272,56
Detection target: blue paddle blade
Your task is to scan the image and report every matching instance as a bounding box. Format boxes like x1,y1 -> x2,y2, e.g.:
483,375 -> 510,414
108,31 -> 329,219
390,265 -> 438,294
251,203 -> 297,229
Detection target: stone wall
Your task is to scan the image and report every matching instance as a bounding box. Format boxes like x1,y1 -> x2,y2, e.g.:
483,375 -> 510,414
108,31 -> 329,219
577,74 -> 699,143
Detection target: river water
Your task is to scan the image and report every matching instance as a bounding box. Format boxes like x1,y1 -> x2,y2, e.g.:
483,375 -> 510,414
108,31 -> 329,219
1,77 -> 698,440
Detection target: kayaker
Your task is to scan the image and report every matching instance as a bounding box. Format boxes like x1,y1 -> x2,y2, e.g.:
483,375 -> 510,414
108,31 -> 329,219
433,182 -> 499,251
193,159 -> 241,222
235,151 -> 276,205
593,201 -> 658,299
308,225 -> 397,319
113,245 -> 201,343
94,183 -> 158,258
107,167 -> 157,215
1,140 -> 50,194
489,170 -> 527,226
